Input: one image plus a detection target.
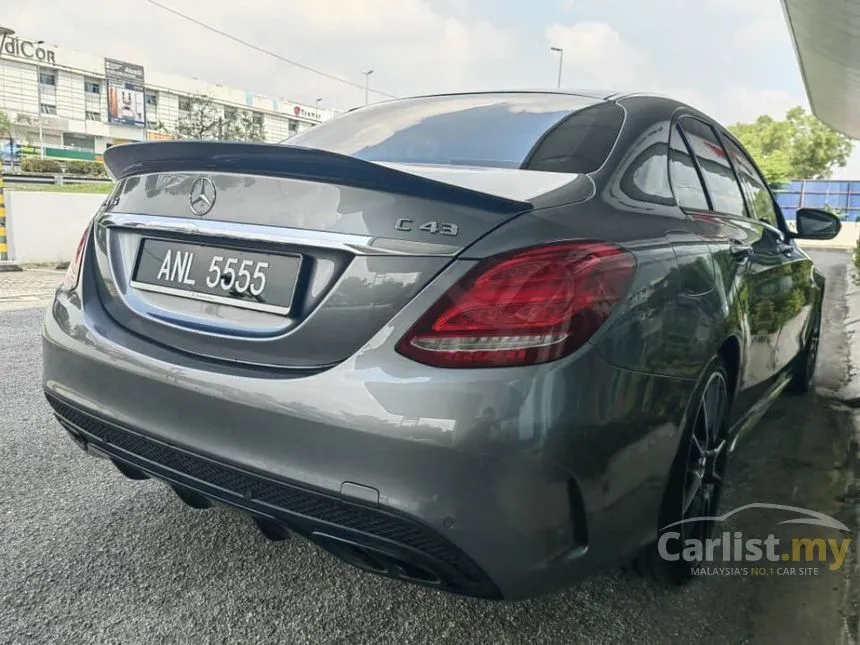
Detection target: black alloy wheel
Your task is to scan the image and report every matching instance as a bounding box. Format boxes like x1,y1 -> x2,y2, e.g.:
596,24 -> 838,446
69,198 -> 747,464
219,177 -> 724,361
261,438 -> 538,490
678,370 -> 729,546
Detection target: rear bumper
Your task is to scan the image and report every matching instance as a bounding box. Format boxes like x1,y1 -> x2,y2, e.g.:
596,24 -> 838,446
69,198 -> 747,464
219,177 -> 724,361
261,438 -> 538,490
42,288 -> 696,600
47,393 -> 500,598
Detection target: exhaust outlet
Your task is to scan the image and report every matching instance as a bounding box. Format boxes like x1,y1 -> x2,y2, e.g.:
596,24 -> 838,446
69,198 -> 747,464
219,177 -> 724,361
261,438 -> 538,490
310,532 -> 443,585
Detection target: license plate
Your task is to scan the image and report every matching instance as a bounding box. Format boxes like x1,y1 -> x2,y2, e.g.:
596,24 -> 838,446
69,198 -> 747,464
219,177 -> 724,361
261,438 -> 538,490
130,239 -> 301,315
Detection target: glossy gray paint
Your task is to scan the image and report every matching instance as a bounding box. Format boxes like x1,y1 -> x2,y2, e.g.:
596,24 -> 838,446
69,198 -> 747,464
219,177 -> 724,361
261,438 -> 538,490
42,92 -> 824,599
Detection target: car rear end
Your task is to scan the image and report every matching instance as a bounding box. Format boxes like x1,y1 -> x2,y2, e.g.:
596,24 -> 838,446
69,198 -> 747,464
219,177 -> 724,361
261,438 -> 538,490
42,92 -> 685,599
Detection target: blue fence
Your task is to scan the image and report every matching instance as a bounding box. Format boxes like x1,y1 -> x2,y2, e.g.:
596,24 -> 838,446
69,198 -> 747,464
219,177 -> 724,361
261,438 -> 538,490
774,179 -> 860,221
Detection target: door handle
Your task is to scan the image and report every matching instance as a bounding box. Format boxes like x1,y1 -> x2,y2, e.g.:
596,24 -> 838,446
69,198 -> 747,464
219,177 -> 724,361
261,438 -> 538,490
729,239 -> 753,261
777,241 -> 795,256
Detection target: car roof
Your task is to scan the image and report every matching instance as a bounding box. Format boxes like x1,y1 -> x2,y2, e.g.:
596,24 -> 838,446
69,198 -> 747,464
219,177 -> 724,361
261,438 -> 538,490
343,90 -> 686,117
397,89 -> 674,102
343,90 -> 616,113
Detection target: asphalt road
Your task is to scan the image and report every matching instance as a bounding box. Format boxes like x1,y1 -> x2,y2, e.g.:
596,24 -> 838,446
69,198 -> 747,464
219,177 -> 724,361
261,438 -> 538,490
0,250 -> 856,645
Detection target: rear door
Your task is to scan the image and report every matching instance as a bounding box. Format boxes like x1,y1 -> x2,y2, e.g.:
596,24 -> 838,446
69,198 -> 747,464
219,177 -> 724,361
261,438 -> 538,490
674,116 -> 794,417
719,133 -> 815,374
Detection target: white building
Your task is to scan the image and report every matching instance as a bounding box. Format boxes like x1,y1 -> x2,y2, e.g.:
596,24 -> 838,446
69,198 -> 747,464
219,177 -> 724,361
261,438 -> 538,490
0,30 -> 338,158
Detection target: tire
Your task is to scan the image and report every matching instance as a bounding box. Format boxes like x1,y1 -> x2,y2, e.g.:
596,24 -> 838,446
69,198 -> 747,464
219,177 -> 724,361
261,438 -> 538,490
787,302 -> 822,395
630,356 -> 731,585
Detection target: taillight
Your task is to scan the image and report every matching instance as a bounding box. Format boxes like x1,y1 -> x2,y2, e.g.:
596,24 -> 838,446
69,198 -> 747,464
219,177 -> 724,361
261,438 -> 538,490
396,241 -> 636,368
61,224 -> 91,290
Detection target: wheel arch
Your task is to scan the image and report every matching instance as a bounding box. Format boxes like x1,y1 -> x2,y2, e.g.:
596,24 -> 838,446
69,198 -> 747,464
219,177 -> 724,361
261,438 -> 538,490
716,334 -> 742,406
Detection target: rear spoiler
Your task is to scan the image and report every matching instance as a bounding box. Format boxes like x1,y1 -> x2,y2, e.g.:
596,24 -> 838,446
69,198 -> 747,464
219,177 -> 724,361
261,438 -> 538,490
102,141 -> 532,215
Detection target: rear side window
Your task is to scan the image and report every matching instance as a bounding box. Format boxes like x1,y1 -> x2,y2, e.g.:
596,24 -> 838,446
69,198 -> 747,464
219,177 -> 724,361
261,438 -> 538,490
679,118 -> 746,217
525,102 -> 625,174
722,137 -> 780,228
668,124 -> 708,210
286,93 -> 618,172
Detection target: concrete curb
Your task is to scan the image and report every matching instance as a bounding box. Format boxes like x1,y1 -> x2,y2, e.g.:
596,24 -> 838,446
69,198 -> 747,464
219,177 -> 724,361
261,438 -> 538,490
839,261 -> 860,645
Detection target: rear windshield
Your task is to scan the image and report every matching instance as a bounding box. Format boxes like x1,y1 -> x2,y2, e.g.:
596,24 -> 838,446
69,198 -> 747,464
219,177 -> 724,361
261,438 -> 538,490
285,93 -> 618,171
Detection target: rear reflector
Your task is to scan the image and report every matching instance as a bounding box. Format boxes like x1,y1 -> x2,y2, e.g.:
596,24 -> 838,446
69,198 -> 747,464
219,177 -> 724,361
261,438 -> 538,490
61,223 -> 91,291
396,241 -> 635,368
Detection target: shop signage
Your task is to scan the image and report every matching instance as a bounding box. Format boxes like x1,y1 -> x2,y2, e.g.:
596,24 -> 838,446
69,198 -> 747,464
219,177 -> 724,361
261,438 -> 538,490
0,34 -> 56,64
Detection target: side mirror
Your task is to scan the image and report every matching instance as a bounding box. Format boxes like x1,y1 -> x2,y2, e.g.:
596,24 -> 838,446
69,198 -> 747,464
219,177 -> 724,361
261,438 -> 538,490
791,208 -> 842,240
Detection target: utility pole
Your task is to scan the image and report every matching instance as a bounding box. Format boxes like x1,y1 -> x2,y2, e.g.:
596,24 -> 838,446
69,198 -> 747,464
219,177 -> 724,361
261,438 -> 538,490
362,69 -> 374,106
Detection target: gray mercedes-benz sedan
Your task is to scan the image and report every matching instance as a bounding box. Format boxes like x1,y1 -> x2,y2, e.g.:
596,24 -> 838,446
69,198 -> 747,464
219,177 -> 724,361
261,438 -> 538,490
42,90 -> 840,600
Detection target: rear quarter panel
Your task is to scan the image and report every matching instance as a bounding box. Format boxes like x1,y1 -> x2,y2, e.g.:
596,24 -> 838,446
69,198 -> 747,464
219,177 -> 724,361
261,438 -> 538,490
463,96 -> 738,383
462,203 -> 733,382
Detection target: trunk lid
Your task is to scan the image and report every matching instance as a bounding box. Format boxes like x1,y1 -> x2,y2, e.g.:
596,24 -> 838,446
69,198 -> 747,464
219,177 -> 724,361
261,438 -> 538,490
93,142 -> 571,369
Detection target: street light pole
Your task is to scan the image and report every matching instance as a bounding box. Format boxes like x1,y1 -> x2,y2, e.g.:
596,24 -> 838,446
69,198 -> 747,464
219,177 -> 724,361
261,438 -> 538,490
550,47 -> 564,88
0,26 -> 15,163
362,69 -> 374,106
36,50 -> 45,158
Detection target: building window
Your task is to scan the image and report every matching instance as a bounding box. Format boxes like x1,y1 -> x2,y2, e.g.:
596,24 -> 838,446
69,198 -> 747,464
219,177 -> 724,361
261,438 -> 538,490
178,97 -> 191,111
224,106 -> 237,120
39,71 -> 56,86
40,103 -> 57,115
145,93 -> 158,107
86,110 -> 101,121
252,111 -> 264,126
84,80 -> 101,94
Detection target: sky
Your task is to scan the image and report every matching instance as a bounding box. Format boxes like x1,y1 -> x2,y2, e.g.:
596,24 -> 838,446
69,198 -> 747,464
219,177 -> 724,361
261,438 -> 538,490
5,0 -> 860,177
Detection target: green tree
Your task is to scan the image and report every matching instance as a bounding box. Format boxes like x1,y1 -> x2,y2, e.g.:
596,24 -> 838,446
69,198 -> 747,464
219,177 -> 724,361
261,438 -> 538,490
728,107 -> 854,187
823,203 -> 847,220
0,108 -> 11,140
0,109 -> 15,169
173,95 -> 265,142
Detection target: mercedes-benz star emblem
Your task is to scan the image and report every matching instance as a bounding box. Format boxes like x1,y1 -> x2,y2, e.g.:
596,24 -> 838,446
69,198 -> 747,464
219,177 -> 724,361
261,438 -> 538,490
189,177 -> 216,216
